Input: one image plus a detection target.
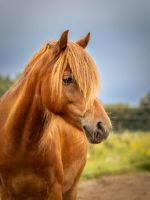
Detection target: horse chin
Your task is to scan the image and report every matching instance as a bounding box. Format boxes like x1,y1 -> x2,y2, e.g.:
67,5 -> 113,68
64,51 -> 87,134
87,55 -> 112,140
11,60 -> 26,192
82,126 -> 106,144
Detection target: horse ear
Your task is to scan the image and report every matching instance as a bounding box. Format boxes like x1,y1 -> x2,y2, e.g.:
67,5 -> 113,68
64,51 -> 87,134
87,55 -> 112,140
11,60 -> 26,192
56,30 -> 69,51
76,32 -> 90,48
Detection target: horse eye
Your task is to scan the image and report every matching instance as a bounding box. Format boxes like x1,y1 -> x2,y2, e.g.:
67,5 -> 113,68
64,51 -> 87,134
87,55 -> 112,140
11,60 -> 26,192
63,76 -> 74,85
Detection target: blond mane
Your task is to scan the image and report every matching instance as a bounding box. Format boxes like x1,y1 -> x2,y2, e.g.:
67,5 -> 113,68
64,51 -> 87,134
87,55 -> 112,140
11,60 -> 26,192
20,41 -> 99,106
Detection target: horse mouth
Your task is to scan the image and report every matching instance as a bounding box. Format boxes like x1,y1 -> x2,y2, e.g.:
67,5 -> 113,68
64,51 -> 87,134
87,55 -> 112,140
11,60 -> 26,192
83,126 -> 108,144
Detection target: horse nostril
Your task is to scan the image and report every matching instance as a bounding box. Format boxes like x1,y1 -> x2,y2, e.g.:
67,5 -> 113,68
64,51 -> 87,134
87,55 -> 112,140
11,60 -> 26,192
97,121 -> 103,130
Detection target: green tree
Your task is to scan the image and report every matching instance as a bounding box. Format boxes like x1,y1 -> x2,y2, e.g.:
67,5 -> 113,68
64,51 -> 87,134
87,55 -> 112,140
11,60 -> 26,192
0,75 -> 13,97
140,93 -> 150,107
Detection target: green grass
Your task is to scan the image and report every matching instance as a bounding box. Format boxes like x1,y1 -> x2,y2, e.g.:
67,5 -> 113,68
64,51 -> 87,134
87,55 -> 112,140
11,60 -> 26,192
81,131 -> 150,179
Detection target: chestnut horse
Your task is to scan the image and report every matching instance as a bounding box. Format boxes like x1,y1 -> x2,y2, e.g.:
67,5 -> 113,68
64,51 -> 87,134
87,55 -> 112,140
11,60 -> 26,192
0,30 -> 111,199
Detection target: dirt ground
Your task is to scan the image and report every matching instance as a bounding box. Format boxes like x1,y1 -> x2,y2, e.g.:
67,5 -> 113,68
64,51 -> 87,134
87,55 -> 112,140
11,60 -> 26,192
77,173 -> 150,200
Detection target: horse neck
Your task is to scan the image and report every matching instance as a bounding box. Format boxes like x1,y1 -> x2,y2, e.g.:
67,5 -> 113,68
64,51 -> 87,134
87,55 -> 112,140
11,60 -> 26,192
1,72 -> 49,149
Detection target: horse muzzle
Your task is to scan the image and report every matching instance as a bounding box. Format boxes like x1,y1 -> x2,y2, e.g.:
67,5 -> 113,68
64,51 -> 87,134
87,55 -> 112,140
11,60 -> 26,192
82,121 -> 111,144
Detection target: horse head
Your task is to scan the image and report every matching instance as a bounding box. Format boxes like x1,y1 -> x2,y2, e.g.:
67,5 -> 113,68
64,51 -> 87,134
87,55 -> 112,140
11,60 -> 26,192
38,30 -> 112,143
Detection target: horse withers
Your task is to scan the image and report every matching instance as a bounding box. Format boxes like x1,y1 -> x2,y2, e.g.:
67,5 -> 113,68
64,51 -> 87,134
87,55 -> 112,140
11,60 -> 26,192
0,30 -> 111,199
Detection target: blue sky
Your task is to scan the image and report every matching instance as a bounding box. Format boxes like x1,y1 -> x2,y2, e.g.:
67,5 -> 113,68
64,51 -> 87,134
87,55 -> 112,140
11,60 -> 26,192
0,0 -> 150,105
